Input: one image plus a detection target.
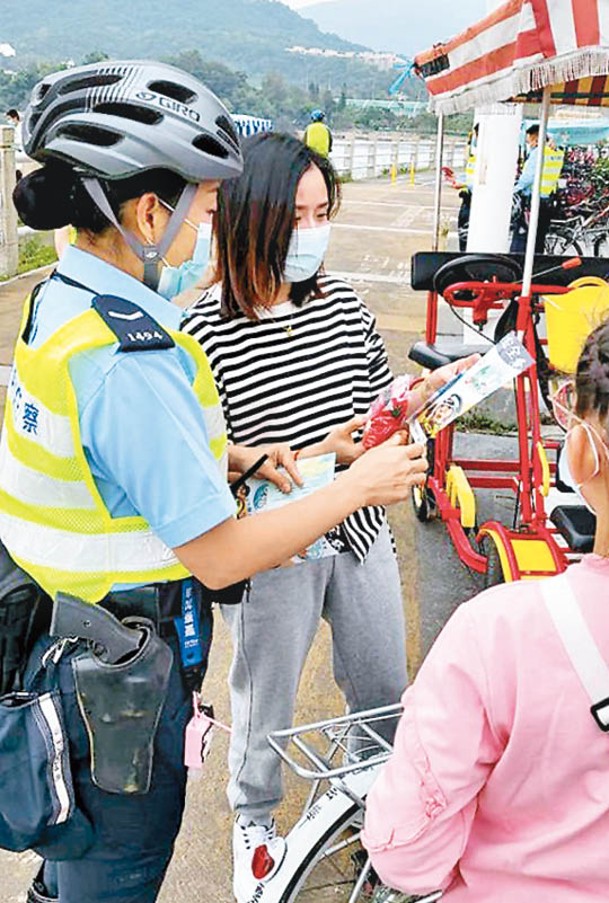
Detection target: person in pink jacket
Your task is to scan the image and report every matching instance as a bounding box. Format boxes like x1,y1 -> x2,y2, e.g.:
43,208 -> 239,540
362,320 -> 609,902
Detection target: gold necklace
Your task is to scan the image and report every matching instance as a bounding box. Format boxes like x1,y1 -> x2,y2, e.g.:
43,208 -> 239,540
258,307 -> 295,338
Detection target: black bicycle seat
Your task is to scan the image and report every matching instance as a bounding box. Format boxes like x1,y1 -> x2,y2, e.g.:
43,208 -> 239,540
433,254 -> 523,299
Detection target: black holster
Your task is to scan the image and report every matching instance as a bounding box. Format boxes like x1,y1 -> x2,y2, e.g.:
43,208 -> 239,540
72,618 -> 173,795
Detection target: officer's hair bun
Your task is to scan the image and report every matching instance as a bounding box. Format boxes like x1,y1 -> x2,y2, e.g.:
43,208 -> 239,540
13,163 -> 76,230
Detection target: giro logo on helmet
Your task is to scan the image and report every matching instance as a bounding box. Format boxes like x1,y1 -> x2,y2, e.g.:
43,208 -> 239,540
135,90 -> 201,123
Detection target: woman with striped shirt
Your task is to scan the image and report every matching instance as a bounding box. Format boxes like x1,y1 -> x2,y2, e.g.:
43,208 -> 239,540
183,132 -> 467,903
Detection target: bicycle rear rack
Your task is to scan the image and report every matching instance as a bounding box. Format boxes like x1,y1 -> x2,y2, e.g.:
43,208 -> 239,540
268,705 -> 443,903
267,703 -> 402,783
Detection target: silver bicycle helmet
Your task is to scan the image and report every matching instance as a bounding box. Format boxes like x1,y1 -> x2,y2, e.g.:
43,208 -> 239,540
23,59 -> 243,182
22,60 -> 243,288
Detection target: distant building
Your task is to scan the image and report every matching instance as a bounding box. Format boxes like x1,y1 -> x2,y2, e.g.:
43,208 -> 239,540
287,46 -> 406,71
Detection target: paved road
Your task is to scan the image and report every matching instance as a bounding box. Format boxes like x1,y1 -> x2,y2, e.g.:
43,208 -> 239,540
1,175 -> 487,903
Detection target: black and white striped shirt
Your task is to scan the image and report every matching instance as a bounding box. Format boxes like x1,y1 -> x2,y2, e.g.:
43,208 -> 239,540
182,275 -> 393,562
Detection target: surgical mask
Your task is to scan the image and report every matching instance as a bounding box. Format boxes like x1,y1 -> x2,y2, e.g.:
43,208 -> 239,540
157,203 -> 213,300
558,444 -> 591,511
557,419 -> 609,516
283,223 -> 331,283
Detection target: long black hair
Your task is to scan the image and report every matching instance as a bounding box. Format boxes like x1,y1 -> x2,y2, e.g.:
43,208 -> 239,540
215,131 -> 341,319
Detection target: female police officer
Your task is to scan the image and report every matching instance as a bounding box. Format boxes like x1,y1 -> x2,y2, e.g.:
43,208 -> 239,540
0,61 -> 427,903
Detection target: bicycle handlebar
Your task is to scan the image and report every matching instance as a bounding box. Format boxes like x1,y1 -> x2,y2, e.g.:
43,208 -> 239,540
442,281 -> 572,326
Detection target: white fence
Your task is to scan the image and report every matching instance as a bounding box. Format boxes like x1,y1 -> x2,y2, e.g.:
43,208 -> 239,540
330,134 -> 467,181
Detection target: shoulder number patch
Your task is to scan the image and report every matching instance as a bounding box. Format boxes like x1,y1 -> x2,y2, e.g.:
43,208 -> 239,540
93,295 -> 175,352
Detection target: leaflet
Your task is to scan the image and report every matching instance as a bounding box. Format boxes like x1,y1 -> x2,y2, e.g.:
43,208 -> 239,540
242,453 -> 339,563
409,333 -> 533,442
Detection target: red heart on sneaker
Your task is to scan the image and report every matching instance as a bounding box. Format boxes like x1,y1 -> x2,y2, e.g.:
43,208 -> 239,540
252,844 -> 275,880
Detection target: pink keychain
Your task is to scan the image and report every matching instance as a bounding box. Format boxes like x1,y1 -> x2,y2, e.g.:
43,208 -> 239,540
184,693 -> 231,770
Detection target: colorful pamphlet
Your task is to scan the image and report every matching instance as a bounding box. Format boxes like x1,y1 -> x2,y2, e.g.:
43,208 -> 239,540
243,453 -> 339,563
409,334 -> 534,442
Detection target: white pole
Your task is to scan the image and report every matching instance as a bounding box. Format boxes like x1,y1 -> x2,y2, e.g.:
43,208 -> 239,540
522,86 -> 551,297
466,104 -> 522,252
432,113 -> 445,252
466,0 -> 522,254
0,125 -> 18,278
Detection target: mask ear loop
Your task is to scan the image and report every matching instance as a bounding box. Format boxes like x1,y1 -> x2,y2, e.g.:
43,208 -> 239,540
82,179 -> 198,290
570,422 -> 602,489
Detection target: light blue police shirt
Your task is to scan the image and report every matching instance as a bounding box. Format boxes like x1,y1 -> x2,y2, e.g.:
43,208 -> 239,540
515,145 -> 538,196
27,246 -> 236,557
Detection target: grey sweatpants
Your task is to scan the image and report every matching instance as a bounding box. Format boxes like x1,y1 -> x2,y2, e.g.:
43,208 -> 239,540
221,523 -> 407,821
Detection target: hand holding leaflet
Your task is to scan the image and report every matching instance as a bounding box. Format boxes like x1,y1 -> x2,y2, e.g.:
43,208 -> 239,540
362,375 -> 417,450
243,454 -> 341,562
409,334 -> 533,442
362,355 -> 481,451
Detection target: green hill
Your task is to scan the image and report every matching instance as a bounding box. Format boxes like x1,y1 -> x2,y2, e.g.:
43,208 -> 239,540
2,0 -> 368,86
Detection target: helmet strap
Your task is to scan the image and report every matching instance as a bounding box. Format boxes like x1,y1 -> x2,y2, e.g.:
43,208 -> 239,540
82,179 -> 198,290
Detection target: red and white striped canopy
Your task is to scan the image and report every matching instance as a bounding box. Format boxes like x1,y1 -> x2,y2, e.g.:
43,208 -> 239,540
414,0 -> 609,113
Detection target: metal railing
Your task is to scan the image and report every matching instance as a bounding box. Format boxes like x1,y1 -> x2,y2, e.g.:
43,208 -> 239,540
330,134 -> 467,181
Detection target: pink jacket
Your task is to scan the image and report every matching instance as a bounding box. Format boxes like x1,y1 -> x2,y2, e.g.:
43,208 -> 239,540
362,555 -> 609,901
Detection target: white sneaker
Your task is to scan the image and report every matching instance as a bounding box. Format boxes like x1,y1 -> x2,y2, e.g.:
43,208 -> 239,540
232,816 -> 287,903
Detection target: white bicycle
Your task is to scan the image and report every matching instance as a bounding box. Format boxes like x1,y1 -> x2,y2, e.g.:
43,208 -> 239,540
246,705 -> 442,903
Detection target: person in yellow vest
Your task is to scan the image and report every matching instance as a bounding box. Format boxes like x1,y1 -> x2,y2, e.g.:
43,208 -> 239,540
1,60 -> 429,903
303,109 -> 332,157
511,123 -> 564,253
455,123 -> 478,251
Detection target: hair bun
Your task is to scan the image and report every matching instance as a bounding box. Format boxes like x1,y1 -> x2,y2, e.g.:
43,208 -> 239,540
13,163 -> 76,230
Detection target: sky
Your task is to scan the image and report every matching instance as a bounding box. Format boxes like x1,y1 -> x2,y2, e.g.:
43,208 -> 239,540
280,0 -> 334,8
282,0 -> 491,9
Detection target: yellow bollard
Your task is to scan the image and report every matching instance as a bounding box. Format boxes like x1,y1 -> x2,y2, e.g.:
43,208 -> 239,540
390,163 -> 397,184
409,159 -> 416,186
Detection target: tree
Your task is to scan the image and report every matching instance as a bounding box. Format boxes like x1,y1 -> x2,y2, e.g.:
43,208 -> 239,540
262,72 -> 289,110
0,62 -> 67,113
81,51 -> 110,64
354,107 -> 398,131
165,50 -> 266,115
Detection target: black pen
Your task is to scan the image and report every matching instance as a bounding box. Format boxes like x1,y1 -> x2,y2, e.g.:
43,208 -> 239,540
229,454 -> 269,497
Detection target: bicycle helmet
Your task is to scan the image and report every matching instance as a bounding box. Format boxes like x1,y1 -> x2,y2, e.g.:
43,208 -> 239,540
310,109 -> 325,122
22,60 -> 243,289
23,60 -> 243,182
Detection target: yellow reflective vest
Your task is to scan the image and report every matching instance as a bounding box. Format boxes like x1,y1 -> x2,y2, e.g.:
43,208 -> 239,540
304,122 -> 332,157
465,151 -> 476,189
541,146 -> 565,198
0,294 -> 228,603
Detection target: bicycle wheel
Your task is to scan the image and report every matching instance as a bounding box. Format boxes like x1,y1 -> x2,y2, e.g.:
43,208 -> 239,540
593,233 -> 609,258
412,484 -> 436,523
544,231 -> 582,257
257,773 -> 441,903
279,802 -> 440,903
478,535 -> 506,588
281,801 -> 367,901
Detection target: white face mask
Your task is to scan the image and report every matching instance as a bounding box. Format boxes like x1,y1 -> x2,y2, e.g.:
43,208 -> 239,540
558,421 -> 609,516
283,223 -> 331,283
559,444 -> 594,512
157,200 -> 213,300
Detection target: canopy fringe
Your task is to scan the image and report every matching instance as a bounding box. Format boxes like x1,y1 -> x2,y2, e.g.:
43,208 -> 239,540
429,49 -> 609,115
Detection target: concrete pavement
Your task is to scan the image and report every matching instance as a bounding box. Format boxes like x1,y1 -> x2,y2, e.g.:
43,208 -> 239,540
1,174 -> 481,903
